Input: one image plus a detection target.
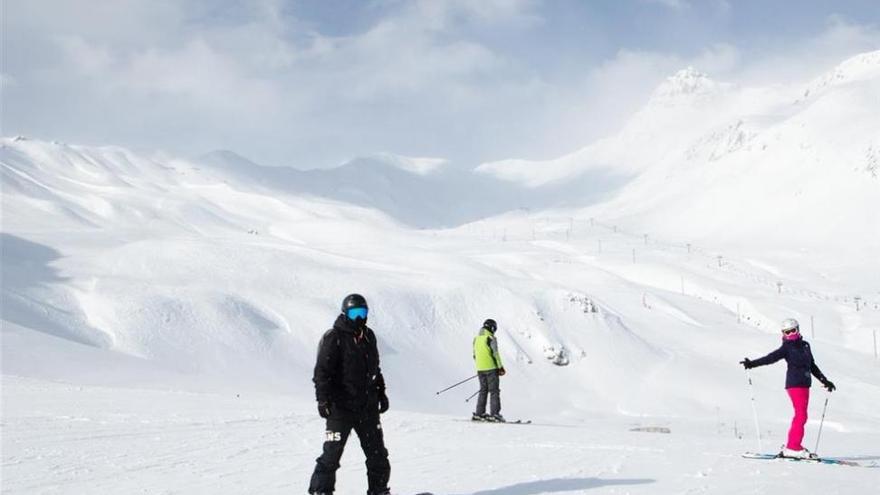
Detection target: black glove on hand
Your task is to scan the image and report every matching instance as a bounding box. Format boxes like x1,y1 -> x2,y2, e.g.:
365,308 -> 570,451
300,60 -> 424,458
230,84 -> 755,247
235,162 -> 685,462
822,379 -> 836,392
318,401 -> 331,418
498,367 -> 506,376
378,393 -> 389,414
739,358 -> 754,369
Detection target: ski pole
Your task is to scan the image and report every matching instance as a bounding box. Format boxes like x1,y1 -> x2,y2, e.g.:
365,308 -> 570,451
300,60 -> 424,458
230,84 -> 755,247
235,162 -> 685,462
745,369 -> 763,452
435,374 -> 478,395
464,390 -> 479,402
814,392 -> 830,455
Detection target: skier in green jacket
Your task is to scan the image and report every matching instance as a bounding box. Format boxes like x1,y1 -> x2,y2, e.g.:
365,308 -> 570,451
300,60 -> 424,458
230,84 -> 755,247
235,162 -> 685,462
472,318 -> 506,422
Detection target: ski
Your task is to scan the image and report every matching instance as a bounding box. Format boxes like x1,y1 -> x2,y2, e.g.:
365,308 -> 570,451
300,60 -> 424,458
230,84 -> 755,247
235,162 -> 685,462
467,417 -> 532,424
742,452 -> 876,468
504,419 -> 531,424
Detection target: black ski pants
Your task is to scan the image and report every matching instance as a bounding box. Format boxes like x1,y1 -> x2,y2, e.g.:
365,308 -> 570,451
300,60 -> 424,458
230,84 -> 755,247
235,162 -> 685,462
475,369 -> 501,416
308,411 -> 390,494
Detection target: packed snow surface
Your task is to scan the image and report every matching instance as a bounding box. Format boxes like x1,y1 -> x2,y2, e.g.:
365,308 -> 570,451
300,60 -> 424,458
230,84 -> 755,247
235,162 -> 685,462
4,376 -> 879,494
3,50 -> 880,494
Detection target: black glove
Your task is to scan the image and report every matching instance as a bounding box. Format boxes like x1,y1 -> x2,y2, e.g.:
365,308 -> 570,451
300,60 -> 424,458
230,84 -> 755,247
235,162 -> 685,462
498,367 -> 506,376
378,393 -> 389,414
317,401 -> 331,418
739,358 -> 754,369
822,379 -> 836,392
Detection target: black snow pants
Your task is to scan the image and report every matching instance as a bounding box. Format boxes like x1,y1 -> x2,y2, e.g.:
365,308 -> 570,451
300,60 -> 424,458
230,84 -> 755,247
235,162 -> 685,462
308,411 -> 390,494
475,369 -> 501,416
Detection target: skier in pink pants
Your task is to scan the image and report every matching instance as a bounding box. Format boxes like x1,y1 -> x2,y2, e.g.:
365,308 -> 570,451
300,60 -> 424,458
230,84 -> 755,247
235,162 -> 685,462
740,318 -> 836,459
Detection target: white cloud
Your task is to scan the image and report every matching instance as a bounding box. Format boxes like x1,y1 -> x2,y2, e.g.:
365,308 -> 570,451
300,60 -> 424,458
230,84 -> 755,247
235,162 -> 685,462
412,0 -> 543,28
324,23 -> 506,101
729,15 -> 880,85
3,0 -> 879,168
4,0 -> 549,166
128,41 -> 279,108
36,0 -> 534,110
57,36 -> 115,75
642,0 -> 690,11
690,44 -> 741,74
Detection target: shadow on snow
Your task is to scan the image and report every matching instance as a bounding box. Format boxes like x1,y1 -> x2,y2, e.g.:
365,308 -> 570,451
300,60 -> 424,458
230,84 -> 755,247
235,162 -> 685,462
454,476 -> 655,495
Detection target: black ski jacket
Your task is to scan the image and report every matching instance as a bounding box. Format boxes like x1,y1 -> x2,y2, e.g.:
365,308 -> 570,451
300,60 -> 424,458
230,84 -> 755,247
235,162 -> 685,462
313,314 -> 386,415
750,336 -> 828,389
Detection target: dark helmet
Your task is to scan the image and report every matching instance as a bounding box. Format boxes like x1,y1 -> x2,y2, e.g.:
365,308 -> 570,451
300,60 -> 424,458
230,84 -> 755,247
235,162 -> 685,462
483,318 -> 497,333
341,293 -> 369,322
341,293 -> 368,312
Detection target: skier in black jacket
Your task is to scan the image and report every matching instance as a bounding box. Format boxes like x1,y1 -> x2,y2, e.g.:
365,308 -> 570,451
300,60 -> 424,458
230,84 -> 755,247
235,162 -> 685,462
308,294 -> 391,495
740,318 -> 835,459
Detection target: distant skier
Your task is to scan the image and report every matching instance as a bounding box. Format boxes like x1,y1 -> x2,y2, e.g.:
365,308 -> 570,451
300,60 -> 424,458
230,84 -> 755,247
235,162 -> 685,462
472,318 -> 506,422
308,294 -> 391,495
740,318 -> 836,459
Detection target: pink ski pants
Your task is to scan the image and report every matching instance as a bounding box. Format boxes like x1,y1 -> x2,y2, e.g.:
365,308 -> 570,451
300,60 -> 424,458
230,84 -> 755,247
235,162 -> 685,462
786,387 -> 810,450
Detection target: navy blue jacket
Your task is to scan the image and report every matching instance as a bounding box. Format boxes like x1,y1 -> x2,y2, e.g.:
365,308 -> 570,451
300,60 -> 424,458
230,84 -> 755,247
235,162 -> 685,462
750,336 -> 828,389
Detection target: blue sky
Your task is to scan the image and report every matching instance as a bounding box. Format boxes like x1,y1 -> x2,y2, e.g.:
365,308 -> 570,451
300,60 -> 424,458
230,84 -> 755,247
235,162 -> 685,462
3,0 -> 879,169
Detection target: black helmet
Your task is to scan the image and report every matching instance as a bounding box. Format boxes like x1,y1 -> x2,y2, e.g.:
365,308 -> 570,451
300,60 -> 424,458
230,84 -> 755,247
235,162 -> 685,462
341,293 -> 368,312
341,294 -> 369,322
483,318 -> 497,333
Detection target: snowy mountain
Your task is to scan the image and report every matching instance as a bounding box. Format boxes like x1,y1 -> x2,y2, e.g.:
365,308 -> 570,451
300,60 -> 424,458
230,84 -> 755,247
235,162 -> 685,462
474,67 -> 739,186
190,148 -> 623,228
600,61 -> 879,253
3,51 -> 880,494
479,51 -> 880,256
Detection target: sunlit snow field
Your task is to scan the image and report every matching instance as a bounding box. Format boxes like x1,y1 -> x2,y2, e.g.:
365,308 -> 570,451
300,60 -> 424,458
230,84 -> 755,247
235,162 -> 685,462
3,50 -> 880,494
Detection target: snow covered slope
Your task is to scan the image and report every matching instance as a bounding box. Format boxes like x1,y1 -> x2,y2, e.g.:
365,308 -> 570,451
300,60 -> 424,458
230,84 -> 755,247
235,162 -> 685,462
478,51 -> 880,254
5,133 -> 878,414
3,51 -> 880,495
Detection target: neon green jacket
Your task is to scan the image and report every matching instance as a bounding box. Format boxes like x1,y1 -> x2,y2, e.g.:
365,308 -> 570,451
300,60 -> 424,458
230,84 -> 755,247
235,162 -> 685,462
473,329 -> 503,371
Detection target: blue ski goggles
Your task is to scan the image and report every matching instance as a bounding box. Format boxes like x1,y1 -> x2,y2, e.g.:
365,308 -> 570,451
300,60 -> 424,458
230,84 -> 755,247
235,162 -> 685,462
346,307 -> 368,320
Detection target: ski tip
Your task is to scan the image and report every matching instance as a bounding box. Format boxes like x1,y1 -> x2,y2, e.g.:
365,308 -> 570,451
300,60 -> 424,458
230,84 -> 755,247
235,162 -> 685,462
817,458 -> 876,467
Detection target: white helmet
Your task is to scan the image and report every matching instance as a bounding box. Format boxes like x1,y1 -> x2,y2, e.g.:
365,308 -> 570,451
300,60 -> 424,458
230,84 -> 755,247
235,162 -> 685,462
781,318 -> 799,332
